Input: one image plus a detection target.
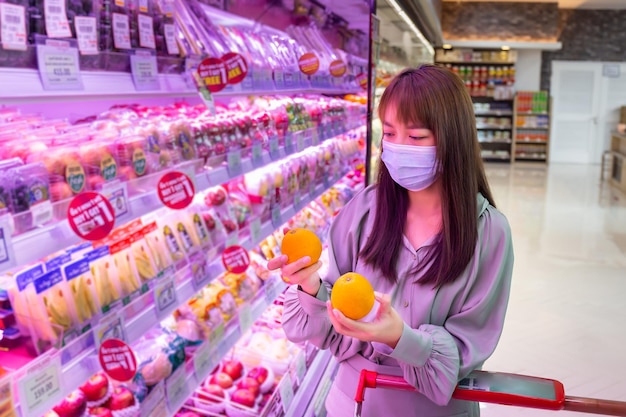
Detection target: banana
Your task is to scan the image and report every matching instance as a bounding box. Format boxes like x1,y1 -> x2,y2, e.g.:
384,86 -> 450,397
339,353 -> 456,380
133,245 -> 156,281
83,277 -> 98,317
44,295 -> 72,330
71,280 -> 88,323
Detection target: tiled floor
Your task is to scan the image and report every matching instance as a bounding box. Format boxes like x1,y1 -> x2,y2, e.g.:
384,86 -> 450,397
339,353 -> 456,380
481,162 -> 626,416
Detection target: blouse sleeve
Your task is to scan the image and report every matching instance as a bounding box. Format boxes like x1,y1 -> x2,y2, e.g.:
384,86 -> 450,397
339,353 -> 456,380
373,207 -> 514,405
282,186 -> 374,362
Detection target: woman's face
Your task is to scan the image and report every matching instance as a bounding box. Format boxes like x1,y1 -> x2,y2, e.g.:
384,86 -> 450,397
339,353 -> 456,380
382,104 -> 435,147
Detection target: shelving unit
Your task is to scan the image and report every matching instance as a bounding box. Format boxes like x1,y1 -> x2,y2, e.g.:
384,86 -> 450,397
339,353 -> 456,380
512,91 -> 551,163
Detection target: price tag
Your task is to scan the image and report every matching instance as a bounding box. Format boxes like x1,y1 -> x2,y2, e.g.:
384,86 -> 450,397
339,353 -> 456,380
37,41 -> 83,91
165,365 -> 189,409
209,322 -> 225,351
112,12 -> 131,49
274,69 -> 284,87
222,245 -> 250,274
313,376 -> 332,417
226,231 -> 239,247
293,191 -> 302,209
140,382 -> 166,417
309,183 -> 316,199
251,143 -> 263,166
138,14 -> 155,49
190,252 -> 210,289
279,374 -> 295,411
249,218 -> 262,243
264,276 -> 278,304
295,351 -> 307,383
130,53 -> 160,91
193,342 -> 213,380
239,304 -> 253,334
101,180 -> 129,220
163,23 -> 178,55
157,171 -> 195,210
271,205 -> 282,228
94,314 -> 126,348
222,52 -> 249,84
0,375 -> 16,417
227,149 -> 242,177
154,276 -> 177,317
0,3 -> 27,51
311,127 -> 320,146
269,138 -> 280,160
285,134 -> 294,153
99,339 -> 137,382
44,0 -> 71,38
17,355 -> 62,417
296,133 -> 305,152
29,200 -> 53,227
67,192 -> 115,241
73,16 -> 98,54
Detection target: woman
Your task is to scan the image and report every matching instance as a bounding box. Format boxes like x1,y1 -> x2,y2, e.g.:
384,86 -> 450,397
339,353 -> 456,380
269,65 -> 514,417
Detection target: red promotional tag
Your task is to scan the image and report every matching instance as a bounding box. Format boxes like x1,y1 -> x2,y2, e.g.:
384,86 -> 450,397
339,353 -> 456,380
298,52 -> 320,76
356,72 -> 368,90
221,52 -> 249,84
98,338 -> 137,382
221,245 -> 251,274
67,192 -> 116,241
197,57 -> 228,93
329,59 -> 347,77
158,171 -> 195,210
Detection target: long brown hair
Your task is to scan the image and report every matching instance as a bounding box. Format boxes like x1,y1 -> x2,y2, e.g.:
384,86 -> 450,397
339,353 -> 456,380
360,65 -> 495,288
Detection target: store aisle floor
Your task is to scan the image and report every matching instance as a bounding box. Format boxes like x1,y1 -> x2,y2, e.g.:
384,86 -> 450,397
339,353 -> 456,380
481,163 -> 626,416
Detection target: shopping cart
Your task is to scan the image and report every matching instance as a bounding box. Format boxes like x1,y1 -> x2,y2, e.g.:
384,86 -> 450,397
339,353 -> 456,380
354,369 -> 626,417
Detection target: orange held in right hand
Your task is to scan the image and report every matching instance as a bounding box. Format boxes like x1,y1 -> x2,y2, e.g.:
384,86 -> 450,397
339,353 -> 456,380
280,228 -> 322,267
330,272 -> 378,322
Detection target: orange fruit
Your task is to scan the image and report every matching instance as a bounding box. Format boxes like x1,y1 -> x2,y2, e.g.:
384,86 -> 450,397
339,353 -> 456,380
280,228 -> 322,268
330,272 -> 375,320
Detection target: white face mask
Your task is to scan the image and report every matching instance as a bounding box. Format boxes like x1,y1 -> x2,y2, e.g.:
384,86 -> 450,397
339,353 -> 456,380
381,141 -> 438,191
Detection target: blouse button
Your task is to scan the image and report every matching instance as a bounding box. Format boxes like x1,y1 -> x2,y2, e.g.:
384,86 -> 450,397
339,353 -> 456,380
404,301 -> 409,308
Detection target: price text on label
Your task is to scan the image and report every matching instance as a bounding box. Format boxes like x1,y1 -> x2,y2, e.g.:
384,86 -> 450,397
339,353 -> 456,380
130,53 -> 160,91
74,16 -> 98,54
98,338 -> 138,381
298,52 -> 320,76
0,3 -> 27,51
222,245 -> 250,274
154,277 -> 178,315
67,192 -> 115,240
157,171 -> 195,210
222,52 -> 248,84
37,42 -> 83,91
18,355 -> 62,416
197,57 -> 228,93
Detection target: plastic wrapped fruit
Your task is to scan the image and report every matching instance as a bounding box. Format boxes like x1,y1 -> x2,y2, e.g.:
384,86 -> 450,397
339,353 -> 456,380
79,141 -> 120,189
29,145 -> 89,202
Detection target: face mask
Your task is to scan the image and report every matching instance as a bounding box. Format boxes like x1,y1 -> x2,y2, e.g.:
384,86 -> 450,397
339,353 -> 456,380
381,140 -> 438,191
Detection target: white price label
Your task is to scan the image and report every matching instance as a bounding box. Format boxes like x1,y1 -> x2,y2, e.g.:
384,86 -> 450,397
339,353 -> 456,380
17,355 -> 63,417
44,0 -> 71,38
140,381 -> 166,417
311,127 -> 320,146
264,276 -> 278,304
0,3 -> 27,51
112,12 -> 131,50
295,351 -> 307,383
154,277 -> 177,317
192,342 -> 213,380
94,314 -> 126,347
165,365 -> 189,409
74,16 -> 97,55
271,205 -> 282,228
251,143 -> 263,165
130,53 -> 160,91
209,323 -> 225,351
164,23 -> 179,55
285,134 -> 294,152
239,304 -> 253,334
37,41 -> 83,91
279,374 -> 295,411
296,133 -> 305,152
250,218 -> 262,243
309,183 -> 316,199
313,376 -> 332,417
29,200 -> 53,227
269,138 -> 280,160
274,69 -> 284,85
138,14 -> 155,49
0,217 -> 14,267
294,191 -> 301,208
101,180 -> 129,220
139,0 -> 148,13
227,149 -> 242,176
226,231 -> 239,247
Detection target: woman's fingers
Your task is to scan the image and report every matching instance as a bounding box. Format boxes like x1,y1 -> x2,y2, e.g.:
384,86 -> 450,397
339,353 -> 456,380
281,256 -> 312,276
281,261 -> 322,286
267,255 -> 288,271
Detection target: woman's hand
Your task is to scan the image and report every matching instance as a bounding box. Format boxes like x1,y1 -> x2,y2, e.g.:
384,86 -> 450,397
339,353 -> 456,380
267,255 -> 322,296
327,292 -> 404,348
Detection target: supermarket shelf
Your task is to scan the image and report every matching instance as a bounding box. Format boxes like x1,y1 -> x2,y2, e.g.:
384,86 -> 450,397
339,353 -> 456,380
516,140 -> 548,144
515,126 -> 549,130
476,125 -> 512,130
482,155 -> 511,161
302,356 -> 339,417
479,140 -> 512,145
438,61 -> 516,65
515,155 -> 547,161
516,112 -> 549,116
11,161 -> 357,417
474,111 -> 513,116
0,125 -> 360,275
0,68 -> 358,103
284,350 -> 333,417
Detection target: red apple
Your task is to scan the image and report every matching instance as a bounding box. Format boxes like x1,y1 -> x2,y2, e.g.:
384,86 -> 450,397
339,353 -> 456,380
231,388 -> 256,408
237,377 -> 260,397
209,372 -> 233,389
88,407 -> 113,417
221,360 -> 243,380
247,367 -> 269,385
52,390 -> 87,417
80,372 -> 109,402
198,384 -> 225,403
106,386 -> 135,410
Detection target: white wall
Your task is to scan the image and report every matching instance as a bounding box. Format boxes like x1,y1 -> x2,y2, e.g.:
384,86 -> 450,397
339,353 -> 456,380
515,49 -> 542,91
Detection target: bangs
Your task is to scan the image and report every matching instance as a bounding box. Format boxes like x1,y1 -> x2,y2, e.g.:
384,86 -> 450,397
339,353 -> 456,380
378,70 -> 434,130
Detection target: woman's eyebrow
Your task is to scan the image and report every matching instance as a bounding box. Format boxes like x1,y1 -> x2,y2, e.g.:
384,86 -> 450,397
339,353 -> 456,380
383,122 -> 394,128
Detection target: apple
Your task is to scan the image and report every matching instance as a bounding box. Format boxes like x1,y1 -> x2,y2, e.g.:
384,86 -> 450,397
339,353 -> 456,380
237,377 -> 260,397
221,360 -> 243,380
106,386 -> 135,410
80,372 -> 109,402
52,390 -> 87,417
247,366 -> 268,384
88,407 -> 113,417
231,388 -> 256,408
209,372 -> 233,389
198,384 -> 225,403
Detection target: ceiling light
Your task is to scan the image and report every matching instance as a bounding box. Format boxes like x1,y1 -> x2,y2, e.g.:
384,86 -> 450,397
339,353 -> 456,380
384,0 -> 435,56
501,45 -> 510,51
442,44 -> 452,50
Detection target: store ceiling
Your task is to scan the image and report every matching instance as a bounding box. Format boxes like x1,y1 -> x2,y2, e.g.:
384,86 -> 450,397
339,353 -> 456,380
441,0 -> 626,9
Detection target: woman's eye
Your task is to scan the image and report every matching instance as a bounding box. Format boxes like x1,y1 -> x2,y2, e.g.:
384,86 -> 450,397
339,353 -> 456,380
409,136 -> 427,140
383,132 -> 394,137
